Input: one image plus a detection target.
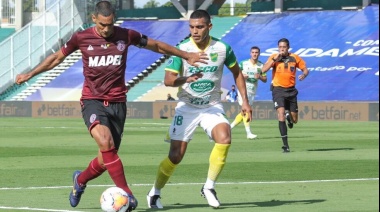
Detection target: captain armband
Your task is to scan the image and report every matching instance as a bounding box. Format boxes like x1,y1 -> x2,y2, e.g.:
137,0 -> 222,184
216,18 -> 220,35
136,34 -> 148,48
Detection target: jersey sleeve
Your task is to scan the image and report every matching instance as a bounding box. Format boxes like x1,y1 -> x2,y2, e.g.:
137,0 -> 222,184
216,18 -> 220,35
258,61 -> 267,76
61,33 -> 79,56
224,44 -> 237,68
165,54 -> 183,74
127,29 -> 144,46
295,54 -> 307,70
238,61 -> 244,70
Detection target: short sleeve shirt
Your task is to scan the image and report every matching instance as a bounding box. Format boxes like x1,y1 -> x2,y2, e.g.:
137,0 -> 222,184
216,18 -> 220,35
239,59 -> 265,95
61,26 -> 143,102
266,53 -> 306,88
165,37 -> 237,108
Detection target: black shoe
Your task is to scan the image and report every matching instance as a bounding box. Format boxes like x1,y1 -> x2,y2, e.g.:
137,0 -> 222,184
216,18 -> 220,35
282,146 -> 290,153
201,186 -> 220,208
286,113 -> 293,129
126,194 -> 138,211
147,193 -> 163,209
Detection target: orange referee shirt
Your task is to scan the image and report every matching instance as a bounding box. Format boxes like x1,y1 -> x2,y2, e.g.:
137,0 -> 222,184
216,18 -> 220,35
267,53 -> 306,88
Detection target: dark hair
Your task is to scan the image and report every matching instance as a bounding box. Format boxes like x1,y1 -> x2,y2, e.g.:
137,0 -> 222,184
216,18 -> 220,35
278,38 -> 290,47
94,1 -> 115,17
190,9 -> 211,24
251,46 -> 260,53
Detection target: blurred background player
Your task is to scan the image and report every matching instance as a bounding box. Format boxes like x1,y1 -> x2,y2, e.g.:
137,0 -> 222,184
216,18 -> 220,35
15,1 -> 206,211
167,93 -> 175,101
225,84 -> 238,102
147,9 -> 252,209
230,46 -> 267,139
261,38 -> 309,153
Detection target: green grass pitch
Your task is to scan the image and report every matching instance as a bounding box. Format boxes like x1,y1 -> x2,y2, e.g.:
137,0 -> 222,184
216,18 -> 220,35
0,118 -> 378,211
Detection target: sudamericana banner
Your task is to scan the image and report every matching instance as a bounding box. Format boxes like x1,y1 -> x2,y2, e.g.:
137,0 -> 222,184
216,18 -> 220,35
0,101 -> 378,122
222,5 -> 379,101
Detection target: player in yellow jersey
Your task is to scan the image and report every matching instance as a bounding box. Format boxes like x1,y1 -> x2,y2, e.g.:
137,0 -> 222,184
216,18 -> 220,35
147,10 -> 252,209
230,46 -> 267,139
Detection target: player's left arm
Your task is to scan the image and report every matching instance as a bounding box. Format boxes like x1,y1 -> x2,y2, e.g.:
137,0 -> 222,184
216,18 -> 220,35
229,62 -> 252,121
296,55 -> 309,81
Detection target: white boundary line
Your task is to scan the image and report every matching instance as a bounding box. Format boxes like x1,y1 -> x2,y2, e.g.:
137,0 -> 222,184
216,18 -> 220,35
0,206 -> 83,212
0,178 -> 378,191
0,178 -> 378,211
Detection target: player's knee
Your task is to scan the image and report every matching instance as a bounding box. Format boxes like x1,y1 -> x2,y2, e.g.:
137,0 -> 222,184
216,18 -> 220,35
168,152 -> 184,164
215,132 -> 231,144
212,124 -> 231,144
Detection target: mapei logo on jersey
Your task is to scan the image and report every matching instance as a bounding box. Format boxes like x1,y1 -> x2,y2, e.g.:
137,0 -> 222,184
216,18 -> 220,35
89,55 -> 122,67
210,53 -> 218,62
116,40 -> 126,51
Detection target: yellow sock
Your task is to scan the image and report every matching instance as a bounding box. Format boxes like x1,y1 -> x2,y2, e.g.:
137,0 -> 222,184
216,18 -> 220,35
231,113 -> 243,127
154,157 -> 177,189
208,143 -> 231,181
243,114 -> 250,128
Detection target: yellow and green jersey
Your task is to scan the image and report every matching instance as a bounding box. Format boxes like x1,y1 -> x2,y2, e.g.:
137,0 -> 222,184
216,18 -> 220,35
239,59 -> 265,95
165,36 -> 237,108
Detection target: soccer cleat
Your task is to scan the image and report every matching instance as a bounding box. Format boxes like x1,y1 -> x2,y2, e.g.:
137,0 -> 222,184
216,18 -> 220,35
285,112 -> 293,129
69,171 -> 86,207
282,146 -> 290,153
247,133 -> 258,139
201,186 -> 220,208
147,193 -> 163,209
126,194 -> 138,211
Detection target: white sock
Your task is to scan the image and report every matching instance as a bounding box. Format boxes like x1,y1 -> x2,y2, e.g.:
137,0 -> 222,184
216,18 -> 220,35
204,178 -> 215,189
148,186 -> 161,196
245,126 -> 252,134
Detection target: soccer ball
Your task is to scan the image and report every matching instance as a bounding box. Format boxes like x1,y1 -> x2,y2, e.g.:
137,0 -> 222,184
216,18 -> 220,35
100,187 -> 129,212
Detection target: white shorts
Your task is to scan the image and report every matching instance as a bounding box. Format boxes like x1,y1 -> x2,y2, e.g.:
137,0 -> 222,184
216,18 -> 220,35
238,91 -> 256,106
166,102 -> 229,142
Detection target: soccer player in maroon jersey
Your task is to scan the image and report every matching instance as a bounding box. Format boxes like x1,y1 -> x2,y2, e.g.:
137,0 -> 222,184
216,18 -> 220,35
15,1 -> 206,211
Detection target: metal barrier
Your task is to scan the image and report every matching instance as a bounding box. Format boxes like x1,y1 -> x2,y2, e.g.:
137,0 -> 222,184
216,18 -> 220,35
0,0 -> 86,94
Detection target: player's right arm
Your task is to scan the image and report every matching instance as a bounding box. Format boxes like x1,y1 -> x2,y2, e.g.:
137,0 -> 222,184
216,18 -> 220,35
143,38 -> 208,66
16,50 -> 66,84
262,53 -> 282,74
164,70 -> 203,87
164,55 -> 203,87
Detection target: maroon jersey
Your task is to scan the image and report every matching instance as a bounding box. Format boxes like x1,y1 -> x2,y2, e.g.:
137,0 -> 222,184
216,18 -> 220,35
61,26 -> 143,102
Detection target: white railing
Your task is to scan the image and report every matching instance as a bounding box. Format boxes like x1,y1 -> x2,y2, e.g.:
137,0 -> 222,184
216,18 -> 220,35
0,0 -> 87,94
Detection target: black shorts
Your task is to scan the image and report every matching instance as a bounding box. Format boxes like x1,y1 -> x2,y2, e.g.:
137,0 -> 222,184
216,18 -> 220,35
272,86 -> 298,112
81,99 -> 127,149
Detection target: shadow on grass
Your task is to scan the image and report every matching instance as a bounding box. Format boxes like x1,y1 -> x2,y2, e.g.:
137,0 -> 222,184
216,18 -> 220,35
256,135 -> 314,140
140,199 -> 325,211
307,148 -> 354,151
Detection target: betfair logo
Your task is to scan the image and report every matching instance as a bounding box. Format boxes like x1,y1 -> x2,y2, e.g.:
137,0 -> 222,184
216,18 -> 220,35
89,55 -> 122,67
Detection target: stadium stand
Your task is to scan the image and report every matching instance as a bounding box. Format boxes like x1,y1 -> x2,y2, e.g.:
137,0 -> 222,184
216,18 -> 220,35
21,19 -> 193,101
3,4 -> 378,102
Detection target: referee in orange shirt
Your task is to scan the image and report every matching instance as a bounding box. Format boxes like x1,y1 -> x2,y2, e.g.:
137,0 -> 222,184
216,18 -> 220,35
262,38 -> 309,153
